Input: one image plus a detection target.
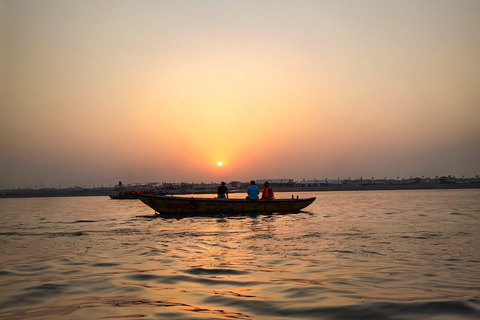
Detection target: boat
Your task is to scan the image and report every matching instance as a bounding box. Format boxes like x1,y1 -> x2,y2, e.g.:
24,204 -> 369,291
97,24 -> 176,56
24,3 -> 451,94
109,181 -> 166,199
110,194 -> 136,199
109,193 -> 141,200
137,194 -> 316,217
109,191 -> 166,200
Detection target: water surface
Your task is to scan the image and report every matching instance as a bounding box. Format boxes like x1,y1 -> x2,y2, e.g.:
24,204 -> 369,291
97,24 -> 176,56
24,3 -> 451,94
1,189 -> 479,319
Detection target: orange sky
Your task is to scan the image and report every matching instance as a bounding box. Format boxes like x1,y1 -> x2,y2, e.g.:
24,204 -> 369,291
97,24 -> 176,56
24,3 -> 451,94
1,1 -> 479,189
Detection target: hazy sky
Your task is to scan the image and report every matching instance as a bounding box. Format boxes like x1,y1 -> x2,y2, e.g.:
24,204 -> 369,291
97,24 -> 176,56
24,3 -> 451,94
1,0 -> 479,189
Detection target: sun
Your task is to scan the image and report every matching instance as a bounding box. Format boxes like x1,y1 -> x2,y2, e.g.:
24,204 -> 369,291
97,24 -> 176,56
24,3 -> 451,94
217,161 -> 223,166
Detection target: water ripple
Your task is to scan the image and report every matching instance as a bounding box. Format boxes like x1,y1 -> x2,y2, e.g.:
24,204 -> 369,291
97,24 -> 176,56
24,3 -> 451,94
1,190 -> 479,319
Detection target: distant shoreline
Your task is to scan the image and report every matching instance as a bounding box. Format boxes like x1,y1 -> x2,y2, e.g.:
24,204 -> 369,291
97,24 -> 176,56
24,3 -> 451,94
1,183 -> 479,198
269,183 -> 480,193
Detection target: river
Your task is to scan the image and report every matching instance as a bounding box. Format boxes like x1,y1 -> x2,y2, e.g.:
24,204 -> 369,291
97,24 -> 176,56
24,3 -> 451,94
0,189 -> 479,319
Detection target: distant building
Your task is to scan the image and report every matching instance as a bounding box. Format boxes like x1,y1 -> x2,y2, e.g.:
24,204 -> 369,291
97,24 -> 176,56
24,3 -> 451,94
256,179 -> 294,187
297,179 -> 343,187
228,181 -> 241,189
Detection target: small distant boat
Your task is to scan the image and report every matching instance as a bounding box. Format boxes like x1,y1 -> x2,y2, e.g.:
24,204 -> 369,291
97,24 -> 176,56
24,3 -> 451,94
110,181 -> 165,200
109,193 -> 140,200
110,192 -> 166,200
137,194 -> 316,217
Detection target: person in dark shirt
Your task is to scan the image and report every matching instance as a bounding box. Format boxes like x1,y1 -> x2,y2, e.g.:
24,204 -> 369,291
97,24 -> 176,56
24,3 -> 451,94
217,182 -> 229,198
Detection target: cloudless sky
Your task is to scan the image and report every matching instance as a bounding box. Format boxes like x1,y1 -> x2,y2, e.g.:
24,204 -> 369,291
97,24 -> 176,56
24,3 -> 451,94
1,0 -> 479,189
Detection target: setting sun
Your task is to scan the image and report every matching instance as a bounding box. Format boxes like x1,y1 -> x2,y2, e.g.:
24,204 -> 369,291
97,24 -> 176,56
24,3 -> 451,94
217,161 -> 223,166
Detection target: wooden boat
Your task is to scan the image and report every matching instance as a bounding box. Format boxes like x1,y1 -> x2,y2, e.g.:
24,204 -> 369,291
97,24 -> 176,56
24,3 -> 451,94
137,194 -> 316,217
110,181 -> 166,200
110,193 -> 139,200
110,192 -> 166,200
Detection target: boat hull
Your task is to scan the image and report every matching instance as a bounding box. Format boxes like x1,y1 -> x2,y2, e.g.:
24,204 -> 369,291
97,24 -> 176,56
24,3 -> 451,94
137,194 -> 316,217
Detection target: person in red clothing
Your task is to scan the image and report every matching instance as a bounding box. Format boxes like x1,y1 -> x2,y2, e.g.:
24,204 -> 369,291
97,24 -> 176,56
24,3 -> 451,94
261,181 -> 274,199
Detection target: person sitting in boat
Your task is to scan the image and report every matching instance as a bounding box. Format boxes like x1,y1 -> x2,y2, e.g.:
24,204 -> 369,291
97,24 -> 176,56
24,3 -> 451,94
246,180 -> 259,200
217,182 -> 229,199
261,181 -> 275,200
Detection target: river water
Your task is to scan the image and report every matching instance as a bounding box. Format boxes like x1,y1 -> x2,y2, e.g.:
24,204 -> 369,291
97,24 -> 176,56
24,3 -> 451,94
0,189 -> 479,320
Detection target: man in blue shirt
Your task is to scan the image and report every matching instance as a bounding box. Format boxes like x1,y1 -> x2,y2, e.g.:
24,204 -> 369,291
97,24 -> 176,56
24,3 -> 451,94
246,180 -> 259,200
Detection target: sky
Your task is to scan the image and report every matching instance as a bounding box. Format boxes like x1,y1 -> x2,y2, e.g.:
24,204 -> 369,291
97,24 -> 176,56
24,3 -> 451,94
1,0 -> 479,189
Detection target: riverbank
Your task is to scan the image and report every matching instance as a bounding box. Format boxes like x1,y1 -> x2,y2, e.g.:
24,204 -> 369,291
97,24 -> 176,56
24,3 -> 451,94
270,182 -> 480,193
1,182 -> 479,198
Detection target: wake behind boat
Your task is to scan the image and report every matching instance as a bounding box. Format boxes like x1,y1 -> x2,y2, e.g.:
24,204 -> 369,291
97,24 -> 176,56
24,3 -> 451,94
137,194 -> 316,217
